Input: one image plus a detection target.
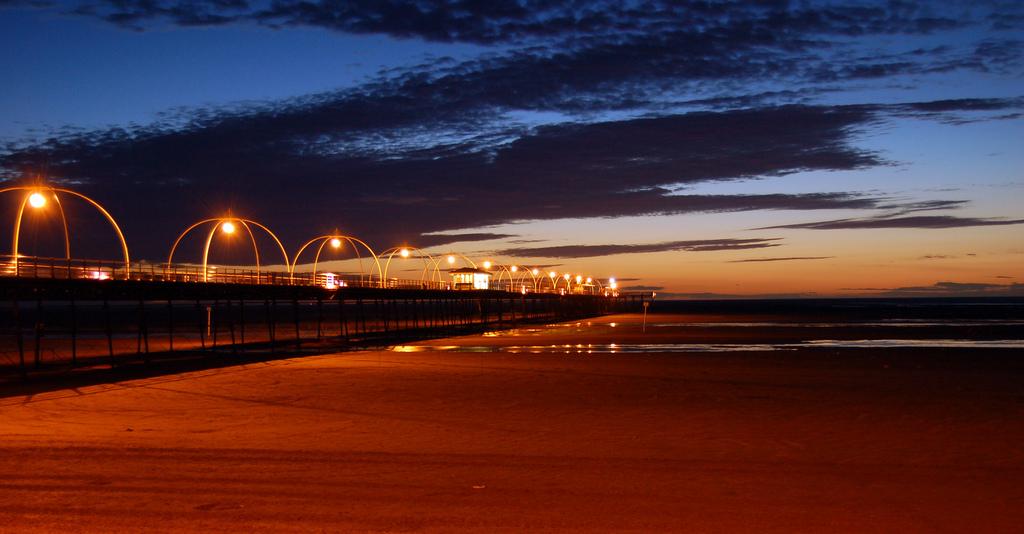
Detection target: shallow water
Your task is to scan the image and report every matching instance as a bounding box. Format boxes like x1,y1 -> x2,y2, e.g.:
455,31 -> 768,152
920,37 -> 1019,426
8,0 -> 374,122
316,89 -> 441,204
393,339 -> 1024,354
649,321 -> 1024,328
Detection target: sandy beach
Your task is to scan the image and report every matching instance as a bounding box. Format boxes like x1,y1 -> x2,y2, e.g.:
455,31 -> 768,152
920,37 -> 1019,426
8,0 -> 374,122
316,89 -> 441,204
2,310 -> 1023,532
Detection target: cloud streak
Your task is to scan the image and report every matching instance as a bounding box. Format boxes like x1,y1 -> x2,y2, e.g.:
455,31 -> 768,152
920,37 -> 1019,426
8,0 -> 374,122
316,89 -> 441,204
729,256 -> 834,263
844,281 -> 1024,297
1,2 -> 1022,261
0,103 -> 908,258
496,238 -> 782,259
64,1 -> 977,43
757,215 -> 1024,230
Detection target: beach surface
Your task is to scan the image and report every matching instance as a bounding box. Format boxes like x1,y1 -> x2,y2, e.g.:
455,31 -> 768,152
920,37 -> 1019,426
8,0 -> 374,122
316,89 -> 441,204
2,310 -> 1023,532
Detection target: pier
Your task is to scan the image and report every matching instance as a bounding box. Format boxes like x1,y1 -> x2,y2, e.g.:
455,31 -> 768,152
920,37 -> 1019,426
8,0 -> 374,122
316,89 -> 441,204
0,264 -> 645,380
0,185 -> 642,380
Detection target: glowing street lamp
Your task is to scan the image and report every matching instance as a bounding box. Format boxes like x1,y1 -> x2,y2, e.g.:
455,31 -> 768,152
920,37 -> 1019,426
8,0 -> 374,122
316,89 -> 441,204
290,234 -> 382,286
167,216 -> 289,283
510,265 -> 518,273
482,260 -> 492,269
28,192 -> 46,209
532,268 -> 539,276
381,246 -> 440,287
3,185 -> 131,277
447,255 -> 456,264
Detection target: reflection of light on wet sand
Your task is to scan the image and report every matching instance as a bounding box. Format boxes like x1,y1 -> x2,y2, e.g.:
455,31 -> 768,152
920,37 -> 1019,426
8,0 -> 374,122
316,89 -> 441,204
651,321 -> 1024,328
801,339 -> 1024,348
393,339 -> 1024,354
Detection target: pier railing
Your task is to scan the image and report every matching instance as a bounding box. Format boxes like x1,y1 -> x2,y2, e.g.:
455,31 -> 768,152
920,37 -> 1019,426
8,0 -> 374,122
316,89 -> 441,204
0,276 -> 641,379
0,254 -> 603,294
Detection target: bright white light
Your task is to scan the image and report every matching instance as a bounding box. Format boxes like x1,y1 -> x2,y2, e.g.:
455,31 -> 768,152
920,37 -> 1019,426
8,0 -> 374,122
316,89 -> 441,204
28,192 -> 46,209
447,255 -> 456,264
532,268 -> 539,276
482,260 -> 492,269
510,265 -> 518,272
586,277 -> 592,283
330,238 -> 342,249
563,273 -> 570,280
221,221 -> 236,234
548,271 -> 556,278
609,277 -> 616,284
575,275 -> 582,283
400,248 -> 410,258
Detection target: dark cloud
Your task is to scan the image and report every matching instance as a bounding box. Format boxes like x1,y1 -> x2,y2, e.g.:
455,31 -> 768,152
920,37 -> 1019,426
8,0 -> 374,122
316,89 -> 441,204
0,103 -> 903,259
729,256 -> 833,263
893,95 -> 1024,125
757,215 -> 1024,230
654,291 -> 819,300
904,97 -> 1024,113
990,13 -> 1024,31
0,0 -> 52,6
19,1 -> 1022,112
495,238 -> 782,259
414,232 -> 515,248
4,97 -> 1019,259
874,199 -> 969,214
844,281 -> 1024,297
59,1 -> 975,44
2,0 -> 1022,261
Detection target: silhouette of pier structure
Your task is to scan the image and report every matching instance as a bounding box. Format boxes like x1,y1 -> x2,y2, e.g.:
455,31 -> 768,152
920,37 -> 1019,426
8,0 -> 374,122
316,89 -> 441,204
0,185 -> 643,379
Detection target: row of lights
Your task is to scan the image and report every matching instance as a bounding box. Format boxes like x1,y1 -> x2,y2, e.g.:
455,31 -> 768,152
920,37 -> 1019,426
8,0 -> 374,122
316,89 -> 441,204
215,220 -> 617,290
390,246 -> 617,290
23,188 -> 619,290
224,221 -> 342,252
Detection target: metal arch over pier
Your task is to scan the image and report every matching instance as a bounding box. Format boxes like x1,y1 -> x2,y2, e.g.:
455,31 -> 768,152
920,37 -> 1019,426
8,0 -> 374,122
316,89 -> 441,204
0,183 -> 642,380
2,186 -> 131,277
290,234 -> 384,286
167,217 -> 291,283
2,182 -> 621,292
380,246 -> 442,287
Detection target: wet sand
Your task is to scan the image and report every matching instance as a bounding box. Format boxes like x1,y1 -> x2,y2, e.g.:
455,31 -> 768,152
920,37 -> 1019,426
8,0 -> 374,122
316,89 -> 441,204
2,312 -> 1023,532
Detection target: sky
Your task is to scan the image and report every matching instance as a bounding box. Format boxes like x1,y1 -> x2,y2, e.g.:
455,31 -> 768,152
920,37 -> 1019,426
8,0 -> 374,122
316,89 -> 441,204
1,0 -> 1022,298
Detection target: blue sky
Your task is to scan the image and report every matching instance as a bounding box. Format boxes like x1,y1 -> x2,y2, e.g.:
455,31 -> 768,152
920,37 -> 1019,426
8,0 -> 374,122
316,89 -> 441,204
1,1 -> 1022,296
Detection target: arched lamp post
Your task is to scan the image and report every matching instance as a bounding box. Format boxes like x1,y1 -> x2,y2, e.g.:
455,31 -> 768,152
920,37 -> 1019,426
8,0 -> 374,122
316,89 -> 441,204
290,233 -> 382,286
167,216 -> 289,283
2,185 -> 131,277
441,252 -> 478,269
517,267 -> 542,292
381,246 -> 440,288
489,263 -> 520,292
